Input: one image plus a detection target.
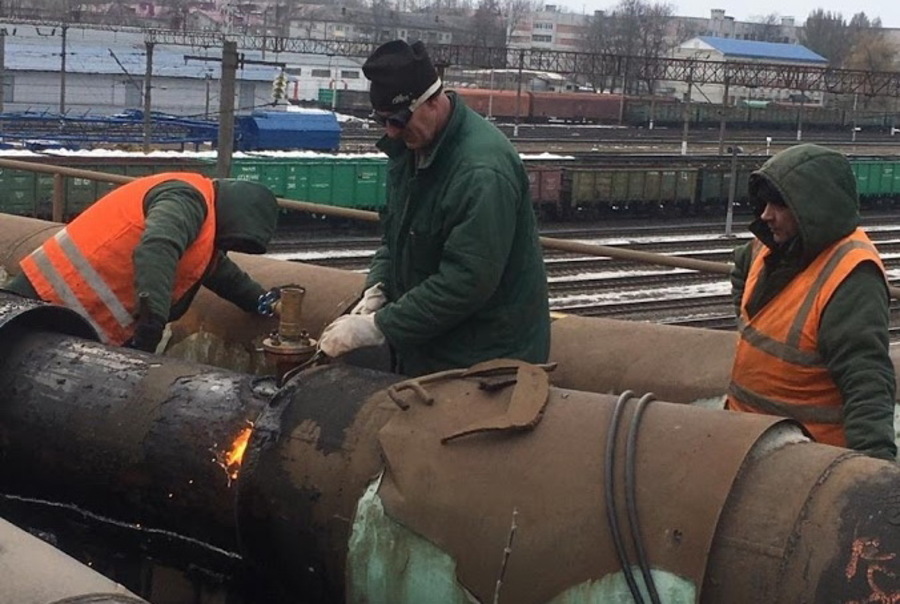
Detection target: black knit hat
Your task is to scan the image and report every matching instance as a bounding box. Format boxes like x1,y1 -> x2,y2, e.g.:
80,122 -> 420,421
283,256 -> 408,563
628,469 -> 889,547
363,40 -> 440,112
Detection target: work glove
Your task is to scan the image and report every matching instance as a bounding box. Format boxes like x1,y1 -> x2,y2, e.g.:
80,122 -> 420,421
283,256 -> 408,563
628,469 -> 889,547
257,287 -> 282,317
318,314 -> 385,358
125,315 -> 167,353
351,282 -> 387,316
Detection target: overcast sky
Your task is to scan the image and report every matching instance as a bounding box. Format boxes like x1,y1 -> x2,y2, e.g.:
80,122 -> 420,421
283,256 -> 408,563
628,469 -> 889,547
551,0 -> 900,29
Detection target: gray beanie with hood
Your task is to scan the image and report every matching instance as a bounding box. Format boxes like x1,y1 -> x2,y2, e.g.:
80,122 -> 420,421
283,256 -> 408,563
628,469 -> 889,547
213,179 -> 280,254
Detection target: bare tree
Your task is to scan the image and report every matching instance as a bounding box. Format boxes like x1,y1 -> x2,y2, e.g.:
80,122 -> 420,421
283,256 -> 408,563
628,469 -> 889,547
577,10 -> 613,91
585,0 -> 673,94
473,0 -> 503,44
845,14 -> 895,73
746,13 -> 783,42
501,0 -> 540,41
801,10 -> 851,66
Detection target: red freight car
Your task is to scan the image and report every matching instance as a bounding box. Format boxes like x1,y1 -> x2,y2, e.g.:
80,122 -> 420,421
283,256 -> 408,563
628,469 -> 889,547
453,88 -> 531,121
530,92 -> 623,123
526,165 -> 565,219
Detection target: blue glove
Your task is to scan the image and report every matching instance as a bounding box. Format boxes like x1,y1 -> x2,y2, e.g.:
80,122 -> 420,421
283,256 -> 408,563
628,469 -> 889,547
257,287 -> 281,317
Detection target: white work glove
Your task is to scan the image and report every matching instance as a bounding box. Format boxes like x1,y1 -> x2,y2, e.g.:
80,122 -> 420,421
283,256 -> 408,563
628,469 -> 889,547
351,282 -> 388,316
319,313 -> 386,358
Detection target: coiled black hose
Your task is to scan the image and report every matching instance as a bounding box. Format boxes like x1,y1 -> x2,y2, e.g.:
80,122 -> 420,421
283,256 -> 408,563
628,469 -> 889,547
625,392 -> 661,604
604,390 -> 661,604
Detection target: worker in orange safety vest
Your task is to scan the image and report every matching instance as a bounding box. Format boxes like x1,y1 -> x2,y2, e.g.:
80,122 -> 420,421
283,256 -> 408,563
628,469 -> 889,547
727,144 -> 896,461
5,172 -> 281,352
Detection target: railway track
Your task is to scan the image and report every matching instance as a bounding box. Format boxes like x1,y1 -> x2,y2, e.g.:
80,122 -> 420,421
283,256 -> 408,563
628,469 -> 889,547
268,216 -> 900,339
341,126 -> 900,155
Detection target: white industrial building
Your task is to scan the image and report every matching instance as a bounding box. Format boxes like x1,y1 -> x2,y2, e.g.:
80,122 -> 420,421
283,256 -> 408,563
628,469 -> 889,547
668,36 -> 829,106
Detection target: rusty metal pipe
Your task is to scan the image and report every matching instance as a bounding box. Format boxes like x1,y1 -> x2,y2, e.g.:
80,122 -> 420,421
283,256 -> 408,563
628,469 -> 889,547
0,516 -> 148,604
0,302 -> 897,603
236,364 -> 900,603
0,296 -> 273,551
3,214 -> 900,403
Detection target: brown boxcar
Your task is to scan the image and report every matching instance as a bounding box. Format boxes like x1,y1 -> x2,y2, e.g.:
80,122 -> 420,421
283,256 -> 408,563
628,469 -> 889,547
453,88 -> 531,121
525,164 -> 565,218
530,92 -> 623,123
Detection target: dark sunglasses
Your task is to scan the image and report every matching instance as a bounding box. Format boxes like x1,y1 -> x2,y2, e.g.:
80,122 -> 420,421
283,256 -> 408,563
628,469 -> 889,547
370,107 -> 413,129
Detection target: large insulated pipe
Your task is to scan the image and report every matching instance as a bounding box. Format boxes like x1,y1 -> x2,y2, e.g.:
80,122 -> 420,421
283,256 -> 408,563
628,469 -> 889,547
5,215 -> 900,406
237,363 -> 900,603
0,517 -> 148,604
0,297 -> 896,603
0,295 -> 274,552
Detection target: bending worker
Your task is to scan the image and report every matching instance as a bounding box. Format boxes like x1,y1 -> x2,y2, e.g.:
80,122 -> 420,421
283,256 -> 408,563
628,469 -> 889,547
318,39 -> 550,376
5,172 -> 281,353
728,143 -> 896,461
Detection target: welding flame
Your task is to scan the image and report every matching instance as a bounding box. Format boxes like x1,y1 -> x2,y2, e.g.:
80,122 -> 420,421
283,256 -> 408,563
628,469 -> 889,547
221,424 -> 254,482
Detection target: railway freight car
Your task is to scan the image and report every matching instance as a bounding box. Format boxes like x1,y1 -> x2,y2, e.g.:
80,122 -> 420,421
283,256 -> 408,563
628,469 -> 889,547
318,88 -> 372,116
2,152 -> 900,224
451,88 -> 529,120
0,153 -> 216,220
565,166 -> 700,217
625,98 -> 900,132
852,159 -> 900,208
529,91 -> 622,123
454,88 -> 626,124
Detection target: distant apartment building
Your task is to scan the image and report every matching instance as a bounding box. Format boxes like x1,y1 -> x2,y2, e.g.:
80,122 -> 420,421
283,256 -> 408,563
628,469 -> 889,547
507,5 -> 590,52
287,4 -> 463,46
671,9 -> 800,44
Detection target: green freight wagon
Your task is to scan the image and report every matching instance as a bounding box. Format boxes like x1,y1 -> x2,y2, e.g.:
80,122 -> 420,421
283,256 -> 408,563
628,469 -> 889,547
0,168 -> 42,216
852,160 -> 900,208
566,167 -> 699,217
231,155 -> 388,211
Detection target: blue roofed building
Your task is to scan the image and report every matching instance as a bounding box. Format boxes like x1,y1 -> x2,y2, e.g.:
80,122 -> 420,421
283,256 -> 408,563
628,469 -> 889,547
669,36 -> 829,106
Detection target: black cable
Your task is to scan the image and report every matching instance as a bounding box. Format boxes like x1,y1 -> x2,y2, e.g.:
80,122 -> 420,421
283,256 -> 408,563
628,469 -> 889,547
604,389 -> 645,604
625,392 -> 661,604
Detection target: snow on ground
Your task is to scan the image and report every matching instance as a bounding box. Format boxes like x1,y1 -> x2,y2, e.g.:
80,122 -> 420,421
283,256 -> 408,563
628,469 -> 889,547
266,249 -> 376,261
550,280 -> 731,309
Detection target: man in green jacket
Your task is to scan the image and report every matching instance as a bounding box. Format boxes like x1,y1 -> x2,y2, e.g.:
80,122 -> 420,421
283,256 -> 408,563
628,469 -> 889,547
729,144 -> 896,460
318,39 -> 550,376
5,176 -> 281,352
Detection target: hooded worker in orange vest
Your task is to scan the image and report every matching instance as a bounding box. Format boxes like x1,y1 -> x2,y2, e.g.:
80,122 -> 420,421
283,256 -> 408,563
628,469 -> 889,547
728,144 -> 896,461
5,172 -> 281,353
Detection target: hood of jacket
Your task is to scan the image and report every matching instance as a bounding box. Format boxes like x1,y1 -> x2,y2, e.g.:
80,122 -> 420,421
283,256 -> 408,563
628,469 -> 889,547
749,144 -> 859,263
213,179 -> 279,254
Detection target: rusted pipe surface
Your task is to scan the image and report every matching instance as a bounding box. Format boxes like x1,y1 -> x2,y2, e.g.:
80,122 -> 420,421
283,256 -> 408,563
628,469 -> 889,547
0,322 -> 273,550
549,315 -> 738,402
236,364 -> 402,602
704,441 -> 900,603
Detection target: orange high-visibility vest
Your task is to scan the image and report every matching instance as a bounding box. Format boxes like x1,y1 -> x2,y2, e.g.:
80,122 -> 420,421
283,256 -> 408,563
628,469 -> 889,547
20,173 -> 217,345
726,229 -> 886,447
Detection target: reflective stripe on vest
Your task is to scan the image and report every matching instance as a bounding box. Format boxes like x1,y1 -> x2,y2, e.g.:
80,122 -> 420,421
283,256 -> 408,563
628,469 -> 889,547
727,229 -> 885,444
727,382 -> 844,425
20,173 -> 217,345
27,241 -> 106,337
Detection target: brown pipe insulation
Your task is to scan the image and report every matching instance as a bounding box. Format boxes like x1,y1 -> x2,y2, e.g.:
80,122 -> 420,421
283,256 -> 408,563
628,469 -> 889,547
3,213 -> 900,405
0,299 -> 896,604
0,517 -> 148,604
